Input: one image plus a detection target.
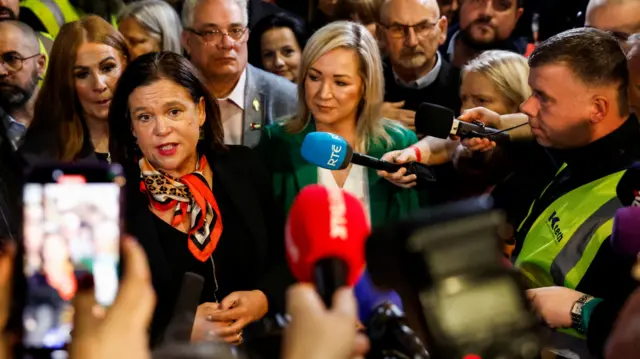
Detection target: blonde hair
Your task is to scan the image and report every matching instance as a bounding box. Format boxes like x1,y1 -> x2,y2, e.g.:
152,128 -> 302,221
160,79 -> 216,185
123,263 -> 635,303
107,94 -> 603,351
462,50 -> 531,111
285,21 -> 401,149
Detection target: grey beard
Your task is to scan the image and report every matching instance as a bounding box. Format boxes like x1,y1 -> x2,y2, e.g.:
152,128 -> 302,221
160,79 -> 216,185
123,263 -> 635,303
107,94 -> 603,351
0,69 -> 38,112
396,53 -> 427,69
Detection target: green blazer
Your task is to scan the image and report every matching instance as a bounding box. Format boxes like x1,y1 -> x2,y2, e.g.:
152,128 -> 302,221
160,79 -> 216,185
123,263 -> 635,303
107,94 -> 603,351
257,120 -> 420,228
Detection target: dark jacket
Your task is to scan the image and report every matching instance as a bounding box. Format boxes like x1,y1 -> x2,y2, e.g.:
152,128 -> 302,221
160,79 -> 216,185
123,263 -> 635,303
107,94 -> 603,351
514,117 -> 640,357
0,112 -> 21,243
383,57 -> 461,117
439,24 -> 529,68
124,146 -> 293,347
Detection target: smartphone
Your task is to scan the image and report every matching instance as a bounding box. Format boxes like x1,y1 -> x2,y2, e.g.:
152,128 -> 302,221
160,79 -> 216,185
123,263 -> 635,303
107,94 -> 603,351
21,163 -> 125,352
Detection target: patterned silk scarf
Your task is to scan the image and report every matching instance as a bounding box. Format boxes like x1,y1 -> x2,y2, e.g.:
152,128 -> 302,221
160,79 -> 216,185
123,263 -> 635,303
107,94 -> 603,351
139,155 -> 223,262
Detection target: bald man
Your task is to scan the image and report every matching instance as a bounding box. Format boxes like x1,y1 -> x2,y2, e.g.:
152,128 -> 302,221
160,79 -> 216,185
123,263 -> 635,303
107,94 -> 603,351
628,35 -> 640,115
0,21 -> 45,150
379,0 -> 461,117
378,0 -> 463,205
586,0 -> 640,51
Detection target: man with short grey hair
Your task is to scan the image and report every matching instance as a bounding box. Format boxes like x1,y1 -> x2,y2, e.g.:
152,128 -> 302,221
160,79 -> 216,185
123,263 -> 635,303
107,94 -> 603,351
181,0 -> 297,147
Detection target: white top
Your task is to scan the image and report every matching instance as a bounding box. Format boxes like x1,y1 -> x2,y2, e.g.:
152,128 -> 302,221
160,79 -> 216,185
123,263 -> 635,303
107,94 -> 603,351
393,52 -> 443,90
218,68 -> 247,145
317,164 -> 372,226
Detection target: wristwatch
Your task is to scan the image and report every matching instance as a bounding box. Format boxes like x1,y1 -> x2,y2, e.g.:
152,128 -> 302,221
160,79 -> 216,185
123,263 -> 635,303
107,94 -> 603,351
570,294 -> 594,333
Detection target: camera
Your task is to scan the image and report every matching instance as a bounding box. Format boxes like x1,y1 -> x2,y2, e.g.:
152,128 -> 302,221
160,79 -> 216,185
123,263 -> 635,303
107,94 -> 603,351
366,196 -> 541,359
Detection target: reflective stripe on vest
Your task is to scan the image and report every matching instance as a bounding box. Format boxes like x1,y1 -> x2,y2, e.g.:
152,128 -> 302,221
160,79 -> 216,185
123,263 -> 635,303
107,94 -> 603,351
515,169 -> 625,289
20,0 -> 79,37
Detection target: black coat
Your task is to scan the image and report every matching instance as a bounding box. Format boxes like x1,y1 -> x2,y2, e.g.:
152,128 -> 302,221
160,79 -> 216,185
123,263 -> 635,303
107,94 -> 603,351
124,145 -> 293,347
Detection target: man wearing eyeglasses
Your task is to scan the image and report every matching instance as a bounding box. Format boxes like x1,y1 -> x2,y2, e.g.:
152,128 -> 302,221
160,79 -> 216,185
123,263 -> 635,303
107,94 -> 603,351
0,21 -> 45,151
379,0 -> 461,121
444,0 -> 525,69
585,0 -> 640,53
181,0 -> 297,148
378,0 -> 462,206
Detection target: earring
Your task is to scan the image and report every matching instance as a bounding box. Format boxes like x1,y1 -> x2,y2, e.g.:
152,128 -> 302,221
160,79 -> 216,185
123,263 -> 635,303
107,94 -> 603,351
199,127 -> 205,140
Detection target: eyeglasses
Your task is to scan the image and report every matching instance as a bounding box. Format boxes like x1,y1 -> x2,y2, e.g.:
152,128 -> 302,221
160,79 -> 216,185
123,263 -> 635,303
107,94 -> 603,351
0,52 -> 39,72
187,27 -> 248,43
381,21 -> 439,39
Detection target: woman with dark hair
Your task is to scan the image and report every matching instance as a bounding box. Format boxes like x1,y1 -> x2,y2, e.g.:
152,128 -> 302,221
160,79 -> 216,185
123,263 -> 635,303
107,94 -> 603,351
248,12 -> 309,83
108,51 -> 291,347
20,15 -> 129,164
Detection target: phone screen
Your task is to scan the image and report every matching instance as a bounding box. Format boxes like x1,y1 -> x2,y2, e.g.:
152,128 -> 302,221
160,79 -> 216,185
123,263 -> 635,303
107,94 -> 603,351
22,166 -> 122,350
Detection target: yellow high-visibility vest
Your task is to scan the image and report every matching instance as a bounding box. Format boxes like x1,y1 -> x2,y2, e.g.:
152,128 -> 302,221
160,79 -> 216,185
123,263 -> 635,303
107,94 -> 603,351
516,164 -> 626,337
20,0 -> 118,38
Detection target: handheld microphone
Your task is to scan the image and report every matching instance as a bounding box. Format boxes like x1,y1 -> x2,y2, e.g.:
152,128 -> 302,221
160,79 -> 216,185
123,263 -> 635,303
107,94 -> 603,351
415,103 -> 527,144
366,302 -> 430,359
355,271 -> 403,324
162,272 -> 205,345
611,206 -> 640,258
301,132 -> 435,184
285,184 -> 368,307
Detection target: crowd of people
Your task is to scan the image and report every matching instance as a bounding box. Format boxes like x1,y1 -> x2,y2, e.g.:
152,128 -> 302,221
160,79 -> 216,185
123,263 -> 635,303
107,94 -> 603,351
0,0 -> 638,358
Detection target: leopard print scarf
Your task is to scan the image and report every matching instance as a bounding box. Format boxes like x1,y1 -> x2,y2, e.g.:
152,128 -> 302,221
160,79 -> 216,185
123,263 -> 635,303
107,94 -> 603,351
139,155 -> 223,262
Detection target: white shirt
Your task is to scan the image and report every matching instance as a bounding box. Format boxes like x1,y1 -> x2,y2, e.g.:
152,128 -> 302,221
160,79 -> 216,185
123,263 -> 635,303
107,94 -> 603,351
217,69 -> 247,145
317,165 -> 372,226
393,52 -> 443,90
3,114 -> 27,150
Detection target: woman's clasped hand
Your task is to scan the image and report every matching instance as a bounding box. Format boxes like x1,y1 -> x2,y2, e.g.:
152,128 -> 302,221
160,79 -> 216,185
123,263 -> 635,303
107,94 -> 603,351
192,290 -> 269,344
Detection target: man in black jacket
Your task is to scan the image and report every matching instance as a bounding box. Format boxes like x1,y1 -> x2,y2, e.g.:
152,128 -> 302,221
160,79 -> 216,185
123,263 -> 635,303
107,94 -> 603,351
0,105 -> 21,244
512,28 -> 639,358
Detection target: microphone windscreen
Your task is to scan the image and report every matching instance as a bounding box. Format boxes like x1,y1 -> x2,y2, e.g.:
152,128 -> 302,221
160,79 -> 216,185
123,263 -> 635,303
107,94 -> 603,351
616,163 -> 640,206
285,184 -> 368,286
611,206 -> 640,257
415,103 -> 455,138
301,132 -> 352,170
355,270 -> 403,323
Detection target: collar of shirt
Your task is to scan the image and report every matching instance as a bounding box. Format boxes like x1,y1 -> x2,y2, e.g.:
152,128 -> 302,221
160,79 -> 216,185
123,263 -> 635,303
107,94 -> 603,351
217,68 -> 247,110
2,114 -> 27,150
393,52 -> 442,89
447,30 -> 459,63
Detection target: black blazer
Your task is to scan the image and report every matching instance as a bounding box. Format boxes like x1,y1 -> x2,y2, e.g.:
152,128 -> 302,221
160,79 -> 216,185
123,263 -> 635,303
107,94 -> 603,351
124,146 -> 293,346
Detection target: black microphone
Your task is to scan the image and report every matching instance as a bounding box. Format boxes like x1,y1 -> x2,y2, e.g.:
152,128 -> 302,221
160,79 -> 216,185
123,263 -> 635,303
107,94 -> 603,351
162,272 -> 205,344
366,302 -> 430,359
415,103 -> 523,144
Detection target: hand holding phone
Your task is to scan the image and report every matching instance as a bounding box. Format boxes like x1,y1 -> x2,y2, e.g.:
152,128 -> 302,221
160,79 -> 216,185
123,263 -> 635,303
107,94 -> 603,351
70,236 -> 155,359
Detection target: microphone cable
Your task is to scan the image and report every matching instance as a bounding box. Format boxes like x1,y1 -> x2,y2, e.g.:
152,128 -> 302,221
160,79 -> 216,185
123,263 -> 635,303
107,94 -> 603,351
482,121 -> 530,138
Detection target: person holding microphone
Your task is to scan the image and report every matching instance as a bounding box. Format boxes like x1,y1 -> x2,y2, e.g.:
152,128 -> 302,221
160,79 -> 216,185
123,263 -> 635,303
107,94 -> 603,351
388,28 -> 640,357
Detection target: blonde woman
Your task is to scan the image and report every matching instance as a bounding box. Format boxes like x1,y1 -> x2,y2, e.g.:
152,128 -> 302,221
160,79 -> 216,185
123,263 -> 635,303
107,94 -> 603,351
257,21 -> 417,321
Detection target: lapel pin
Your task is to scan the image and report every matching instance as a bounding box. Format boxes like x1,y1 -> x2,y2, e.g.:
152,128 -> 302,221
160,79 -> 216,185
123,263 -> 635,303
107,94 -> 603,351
250,123 -> 261,130
252,98 -> 260,112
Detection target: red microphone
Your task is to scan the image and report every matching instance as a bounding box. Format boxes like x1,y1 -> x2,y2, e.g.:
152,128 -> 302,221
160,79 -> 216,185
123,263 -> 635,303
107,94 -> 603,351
285,184 -> 369,307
